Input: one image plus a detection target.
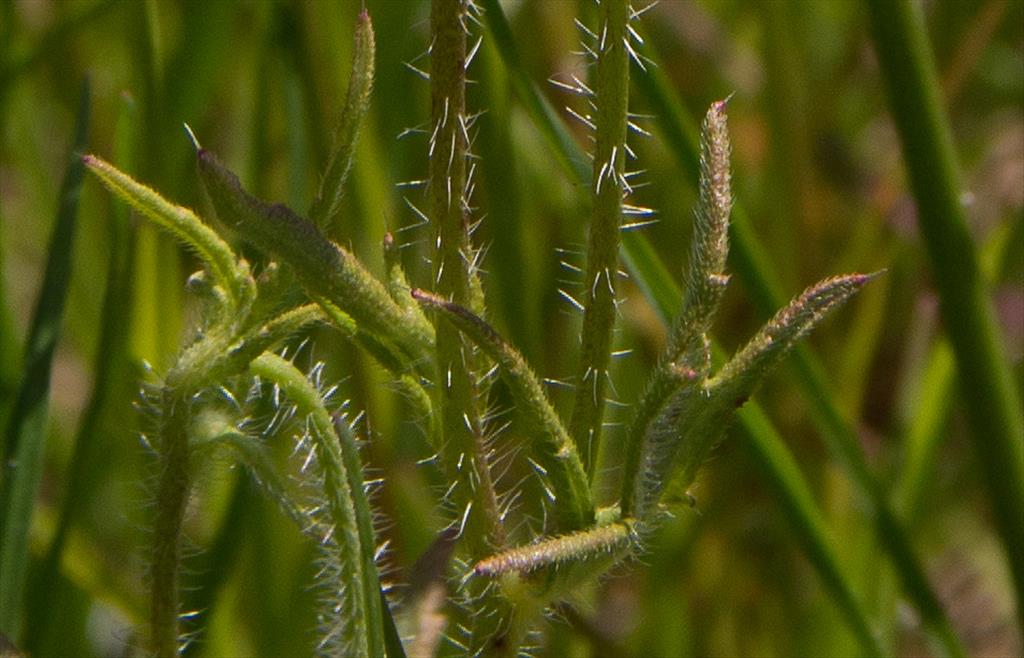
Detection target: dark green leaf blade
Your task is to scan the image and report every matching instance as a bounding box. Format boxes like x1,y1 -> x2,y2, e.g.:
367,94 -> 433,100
0,78 -> 90,643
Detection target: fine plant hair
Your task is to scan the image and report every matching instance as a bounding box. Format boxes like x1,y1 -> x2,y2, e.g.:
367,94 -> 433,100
80,2 -> 871,656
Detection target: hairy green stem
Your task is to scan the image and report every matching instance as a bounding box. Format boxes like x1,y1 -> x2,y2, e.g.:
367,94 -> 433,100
569,0 -> 630,475
430,0 -> 503,554
0,80 -> 89,643
250,353 -> 384,658
150,391 -> 191,657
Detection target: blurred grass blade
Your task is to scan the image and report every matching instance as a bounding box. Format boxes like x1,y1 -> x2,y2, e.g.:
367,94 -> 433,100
0,0 -> 119,93
868,0 -> 1024,628
24,90 -> 137,654
899,222 -> 1015,523
479,0 -> 589,183
0,78 -> 89,643
735,402 -> 885,658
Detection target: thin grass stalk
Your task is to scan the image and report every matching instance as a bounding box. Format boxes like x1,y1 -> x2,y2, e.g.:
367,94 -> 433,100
867,0 -> 1024,630
899,223 -> 1015,523
736,402 -> 885,657
0,0 -> 119,92
568,0 -> 630,475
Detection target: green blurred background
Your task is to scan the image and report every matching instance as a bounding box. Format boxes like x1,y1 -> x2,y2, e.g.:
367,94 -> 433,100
1,0 -> 1021,656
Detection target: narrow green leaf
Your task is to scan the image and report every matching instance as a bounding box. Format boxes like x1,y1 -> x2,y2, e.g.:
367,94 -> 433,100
309,8 -> 375,233
709,274 -> 875,405
651,275 -> 872,515
412,288 -> 593,532
0,79 -> 89,643
473,521 -> 636,578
